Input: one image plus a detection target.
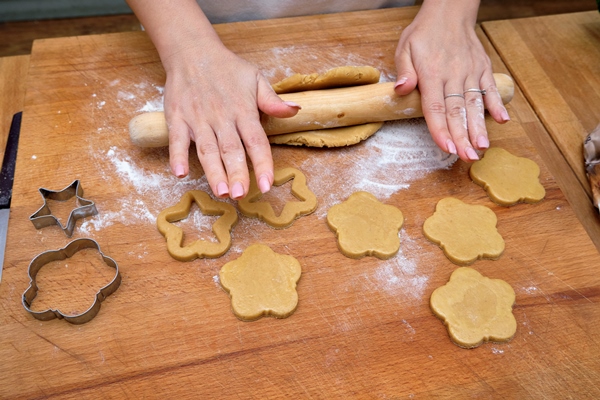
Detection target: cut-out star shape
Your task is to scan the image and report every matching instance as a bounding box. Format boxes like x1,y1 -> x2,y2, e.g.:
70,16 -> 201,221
238,167 -> 317,228
156,190 -> 238,261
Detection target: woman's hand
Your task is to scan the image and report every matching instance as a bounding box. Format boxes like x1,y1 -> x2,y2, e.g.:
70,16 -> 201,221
394,0 -> 510,162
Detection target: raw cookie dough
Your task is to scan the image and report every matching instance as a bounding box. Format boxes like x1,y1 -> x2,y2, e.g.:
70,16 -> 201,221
269,66 -> 383,147
157,190 -> 238,261
430,267 -> 517,348
423,197 -> 504,265
327,191 -> 404,259
271,65 -> 381,94
269,122 -> 384,147
469,147 -> 546,206
238,167 -> 317,229
219,244 -> 302,321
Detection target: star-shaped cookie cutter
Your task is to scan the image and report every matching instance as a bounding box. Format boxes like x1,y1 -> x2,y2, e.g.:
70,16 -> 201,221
22,238 -> 121,324
29,180 -> 98,237
238,167 -> 318,229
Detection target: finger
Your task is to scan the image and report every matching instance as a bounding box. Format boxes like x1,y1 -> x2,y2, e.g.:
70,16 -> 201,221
167,117 -> 191,178
419,80 -> 457,156
256,75 -> 301,117
214,123 -> 249,200
463,84 -> 489,150
481,72 -> 510,124
193,123 -> 231,199
443,90 -> 479,162
394,45 -> 418,96
237,115 -> 274,194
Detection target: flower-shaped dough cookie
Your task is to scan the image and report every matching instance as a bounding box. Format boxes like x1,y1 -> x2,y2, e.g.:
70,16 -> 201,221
327,191 -> 404,259
430,267 -> 517,348
470,147 -> 546,206
423,197 -> 504,265
238,167 -> 317,228
157,190 -> 238,261
219,244 -> 302,321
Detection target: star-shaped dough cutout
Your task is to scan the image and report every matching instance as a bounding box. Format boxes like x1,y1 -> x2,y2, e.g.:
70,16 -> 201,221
156,190 -> 238,261
423,197 -> 504,265
327,191 -> 404,259
238,167 -> 317,228
219,244 -> 302,321
469,147 -> 545,206
430,267 -> 517,348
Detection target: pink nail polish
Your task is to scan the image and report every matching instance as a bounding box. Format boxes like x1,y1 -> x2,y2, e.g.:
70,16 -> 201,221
231,182 -> 244,199
477,135 -> 490,149
283,101 -> 302,109
466,147 -> 479,161
174,165 -> 185,178
258,175 -> 271,194
395,77 -> 408,88
446,139 -> 457,155
216,182 -> 229,197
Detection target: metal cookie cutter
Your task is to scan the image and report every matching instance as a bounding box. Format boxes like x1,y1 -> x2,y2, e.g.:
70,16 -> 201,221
22,238 -> 121,324
29,179 -> 97,237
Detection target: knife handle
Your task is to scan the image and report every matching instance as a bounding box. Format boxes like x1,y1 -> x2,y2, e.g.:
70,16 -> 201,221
0,112 -> 22,209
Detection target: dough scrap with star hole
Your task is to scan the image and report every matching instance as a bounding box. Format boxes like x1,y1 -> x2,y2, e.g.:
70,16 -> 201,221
237,167 -> 317,229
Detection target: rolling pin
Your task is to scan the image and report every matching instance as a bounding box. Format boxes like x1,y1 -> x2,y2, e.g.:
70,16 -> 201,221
129,73 -> 514,148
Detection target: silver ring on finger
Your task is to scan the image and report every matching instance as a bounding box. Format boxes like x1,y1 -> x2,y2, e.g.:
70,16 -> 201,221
464,88 -> 486,95
444,93 -> 465,99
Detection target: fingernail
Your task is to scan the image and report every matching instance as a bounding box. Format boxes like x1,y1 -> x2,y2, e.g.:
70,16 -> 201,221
446,139 -> 457,155
477,135 -> 490,149
501,109 -> 510,122
466,147 -> 480,161
395,77 -> 408,88
216,182 -> 229,197
174,164 -> 186,178
258,174 -> 271,194
283,101 -> 302,109
231,182 -> 244,199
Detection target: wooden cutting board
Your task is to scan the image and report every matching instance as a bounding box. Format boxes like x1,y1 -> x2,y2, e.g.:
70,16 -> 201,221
1,7 -> 599,398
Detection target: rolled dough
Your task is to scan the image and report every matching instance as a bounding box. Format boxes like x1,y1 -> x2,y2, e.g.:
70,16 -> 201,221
269,66 -> 383,147
469,147 -> 546,206
430,267 -> 517,348
219,244 -> 302,321
423,197 -> 504,265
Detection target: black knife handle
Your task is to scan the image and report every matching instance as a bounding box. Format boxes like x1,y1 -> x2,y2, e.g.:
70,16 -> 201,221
0,112 -> 22,210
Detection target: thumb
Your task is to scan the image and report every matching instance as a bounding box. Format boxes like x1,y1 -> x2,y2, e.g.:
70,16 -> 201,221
394,49 -> 418,96
256,75 -> 301,118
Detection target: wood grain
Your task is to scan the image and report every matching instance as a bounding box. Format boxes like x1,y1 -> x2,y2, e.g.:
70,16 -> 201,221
0,55 -> 29,157
1,8 -> 599,399
483,11 -> 600,251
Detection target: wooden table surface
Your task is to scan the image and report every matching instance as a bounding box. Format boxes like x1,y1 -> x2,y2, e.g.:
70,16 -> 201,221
483,11 -> 600,250
2,7 -> 600,398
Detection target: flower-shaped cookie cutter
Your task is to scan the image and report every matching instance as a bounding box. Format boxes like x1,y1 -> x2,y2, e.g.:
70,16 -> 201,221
238,167 -> 317,229
22,238 -> 121,324
29,179 -> 98,237
156,190 -> 238,261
